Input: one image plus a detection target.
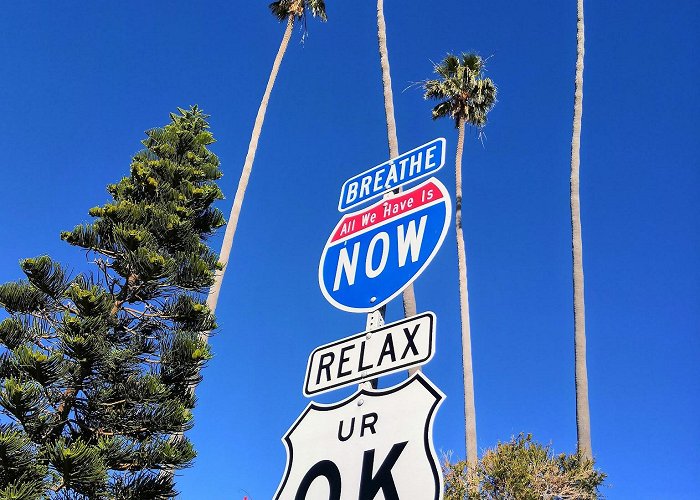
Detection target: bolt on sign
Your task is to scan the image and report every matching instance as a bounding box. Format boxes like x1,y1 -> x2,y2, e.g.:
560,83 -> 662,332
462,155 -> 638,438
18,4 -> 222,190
319,178 -> 452,313
274,373 -> 444,500
304,312 -> 436,397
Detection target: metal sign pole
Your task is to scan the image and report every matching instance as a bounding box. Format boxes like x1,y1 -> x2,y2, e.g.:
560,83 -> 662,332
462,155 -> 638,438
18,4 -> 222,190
320,142 -> 451,394
358,307 -> 385,390
352,178 -> 444,390
358,188 -> 393,391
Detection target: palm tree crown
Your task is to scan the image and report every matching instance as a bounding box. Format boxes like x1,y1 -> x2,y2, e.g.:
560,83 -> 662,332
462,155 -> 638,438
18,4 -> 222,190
424,53 -> 497,127
269,0 -> 327,22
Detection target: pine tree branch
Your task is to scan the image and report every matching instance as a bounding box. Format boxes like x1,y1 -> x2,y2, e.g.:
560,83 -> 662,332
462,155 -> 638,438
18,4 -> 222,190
122,308 -> 162,319
111,273 -> 140,315
20,309 -> 60,328
94,258 -> 120,297
97,399 -> 128,407
51,365 -> 91,441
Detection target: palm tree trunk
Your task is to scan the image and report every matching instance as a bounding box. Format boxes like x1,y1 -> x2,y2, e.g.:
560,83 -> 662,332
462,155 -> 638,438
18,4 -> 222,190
160,14 -> 295,485
570,0 -> 592,460
376,0 -> 398,160
205,15 -> 295,319
455,118 -> 477,465
376,0 -> 418,325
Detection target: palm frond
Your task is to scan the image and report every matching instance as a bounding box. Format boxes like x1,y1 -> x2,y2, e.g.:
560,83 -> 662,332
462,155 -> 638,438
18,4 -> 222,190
308,0 -> 328,21
431,101 -> 453,121
269,0 -> 327,22
461,53 -> 483,73
423,79 -> 449,100
268,1 -> 291,21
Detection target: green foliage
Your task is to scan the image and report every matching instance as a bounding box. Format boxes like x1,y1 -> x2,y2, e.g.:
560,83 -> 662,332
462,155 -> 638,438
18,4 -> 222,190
0,318 -> 33,350
443,434 -> 606,499
21,256 -> 71,300
0,107 -> 224,498
0,424 -> 47,497
47,438 -> 108,497
424,53 -> 497,129
110,471 -> 176,500
0,281 -> 49,315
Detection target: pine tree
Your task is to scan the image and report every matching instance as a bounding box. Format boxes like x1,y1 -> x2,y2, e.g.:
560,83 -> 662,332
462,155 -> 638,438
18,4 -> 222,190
0,106 -> 225,498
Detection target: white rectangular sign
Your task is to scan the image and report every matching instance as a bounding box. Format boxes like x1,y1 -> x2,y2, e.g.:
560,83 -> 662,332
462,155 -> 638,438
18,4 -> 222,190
303,312 -> 436,397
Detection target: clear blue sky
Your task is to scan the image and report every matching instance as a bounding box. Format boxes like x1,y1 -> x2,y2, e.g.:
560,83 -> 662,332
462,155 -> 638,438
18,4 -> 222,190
1,1 -> 698,498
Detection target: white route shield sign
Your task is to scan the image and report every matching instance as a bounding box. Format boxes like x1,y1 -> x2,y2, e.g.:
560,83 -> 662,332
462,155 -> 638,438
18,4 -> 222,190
274,373 -> 444,500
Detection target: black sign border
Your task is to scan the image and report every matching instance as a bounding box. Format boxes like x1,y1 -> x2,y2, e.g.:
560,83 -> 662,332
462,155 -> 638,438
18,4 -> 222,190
303,312 -> 436,396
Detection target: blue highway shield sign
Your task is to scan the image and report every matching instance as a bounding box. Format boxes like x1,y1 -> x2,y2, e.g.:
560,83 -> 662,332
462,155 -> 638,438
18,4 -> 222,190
319,178 -> 451,313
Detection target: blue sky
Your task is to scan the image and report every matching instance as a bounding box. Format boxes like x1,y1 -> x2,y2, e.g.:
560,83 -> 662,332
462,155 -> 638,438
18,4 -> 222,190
1,1 -> 698,498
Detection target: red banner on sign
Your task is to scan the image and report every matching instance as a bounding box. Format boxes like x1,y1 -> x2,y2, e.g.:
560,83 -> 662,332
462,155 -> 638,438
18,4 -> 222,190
330,180 -> 444,243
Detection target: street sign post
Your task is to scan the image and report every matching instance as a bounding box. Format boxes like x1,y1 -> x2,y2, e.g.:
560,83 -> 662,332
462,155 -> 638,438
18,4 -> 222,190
319,178 -> 451,313
338,138 -> 446,212
275,373 -> 444,500
304,312 -> 436,397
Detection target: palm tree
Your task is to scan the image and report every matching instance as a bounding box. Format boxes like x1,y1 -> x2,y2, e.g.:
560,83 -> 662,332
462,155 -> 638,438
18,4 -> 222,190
376,0 -> 418,325
570,0 -> 592,460
424,53 -> 496,465
161,0 -> 327,485
206,0 -> 327,316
